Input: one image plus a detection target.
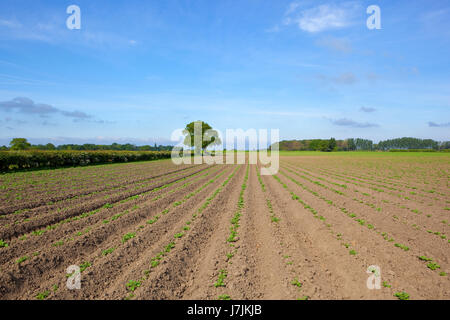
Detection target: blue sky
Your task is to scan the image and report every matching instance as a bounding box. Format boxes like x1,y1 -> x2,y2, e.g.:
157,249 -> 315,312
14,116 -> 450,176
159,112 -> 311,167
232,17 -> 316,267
0,0 -> 449,146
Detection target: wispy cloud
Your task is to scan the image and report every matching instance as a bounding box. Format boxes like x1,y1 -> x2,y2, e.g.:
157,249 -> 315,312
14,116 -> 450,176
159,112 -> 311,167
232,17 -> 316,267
284,2 -> 360,33
428,121 -> 450,127
0,18 -> 21,28
0,97 -> 92,120
421,8 -> 450,22
0,17 -> 138,49
0,73 -> 58,86
360,106 -> 376,113
318,72 -> 357,85
331,118 -> 379,128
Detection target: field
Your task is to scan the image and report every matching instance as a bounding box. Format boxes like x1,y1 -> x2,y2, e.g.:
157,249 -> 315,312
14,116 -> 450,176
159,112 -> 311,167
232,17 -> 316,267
0,152 -> 449,300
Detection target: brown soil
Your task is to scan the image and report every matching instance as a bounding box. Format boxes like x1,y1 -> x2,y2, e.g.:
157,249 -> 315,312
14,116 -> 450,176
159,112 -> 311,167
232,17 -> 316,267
0,154 -> 449,300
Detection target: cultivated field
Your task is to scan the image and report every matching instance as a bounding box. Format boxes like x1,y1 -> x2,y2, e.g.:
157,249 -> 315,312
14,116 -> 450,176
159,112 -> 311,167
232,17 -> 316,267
0,152 -> 449,300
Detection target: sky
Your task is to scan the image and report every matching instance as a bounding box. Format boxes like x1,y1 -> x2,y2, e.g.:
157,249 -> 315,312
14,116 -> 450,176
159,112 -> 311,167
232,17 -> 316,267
0,0 -> 449,146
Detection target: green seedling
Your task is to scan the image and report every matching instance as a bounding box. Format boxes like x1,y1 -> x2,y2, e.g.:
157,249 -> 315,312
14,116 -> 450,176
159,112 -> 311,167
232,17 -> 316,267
102,247 -> 115,256
122,232 -> 136,243
36,291 -> 50,300
418,256 -> 432,262
291,278 -> 302,288
80,261 -> 91,272
126,280 -> 141,292
394,292 -> 410,300
427,262 -> 440,270
16,256 -> 28,264
214,269 -> 227,287
394,243 -> 409,251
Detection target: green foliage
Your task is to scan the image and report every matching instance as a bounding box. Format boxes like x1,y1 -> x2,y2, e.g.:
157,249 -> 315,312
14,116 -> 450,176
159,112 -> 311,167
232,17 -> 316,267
291,278 -> 302,288
126,280 -> 141,292
102,247 -> 115,256
183,121 -> 221,154
16,256 -> 28,264
379,137 -> 439,151
36,290 -> 50,300
214,269 -> 227,287
0,239 -> 8,248
10,138 -> 31,150
122,233 -> 136,243
394,243 -> 409,251
427,262 -> 440,270
394,292 -> 410,300
79,261 -> 92,272
418,256 -> 433,262
0,150 -> 172,172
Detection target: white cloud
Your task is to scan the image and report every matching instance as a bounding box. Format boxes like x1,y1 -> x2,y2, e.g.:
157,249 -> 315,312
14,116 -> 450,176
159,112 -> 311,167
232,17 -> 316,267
284,2 -> 359,33
285,2 -> 301,15
0,18 -> 21,28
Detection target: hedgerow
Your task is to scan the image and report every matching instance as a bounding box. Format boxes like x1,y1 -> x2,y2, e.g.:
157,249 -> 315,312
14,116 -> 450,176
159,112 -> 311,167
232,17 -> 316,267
0,150 -> 172,172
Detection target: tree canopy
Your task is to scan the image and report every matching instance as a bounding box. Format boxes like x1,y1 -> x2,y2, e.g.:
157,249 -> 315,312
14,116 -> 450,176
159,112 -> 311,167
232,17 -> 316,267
183,121 -> 221,154
9,138 -> 31,150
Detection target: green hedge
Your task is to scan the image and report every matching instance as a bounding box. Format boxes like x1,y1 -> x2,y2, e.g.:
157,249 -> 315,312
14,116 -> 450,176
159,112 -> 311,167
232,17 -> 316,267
0,150 -> 173,172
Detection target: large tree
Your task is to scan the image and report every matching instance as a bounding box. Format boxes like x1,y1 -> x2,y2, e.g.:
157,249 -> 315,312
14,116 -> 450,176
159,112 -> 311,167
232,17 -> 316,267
183,121 -> 221,155
9,138 -> 31,150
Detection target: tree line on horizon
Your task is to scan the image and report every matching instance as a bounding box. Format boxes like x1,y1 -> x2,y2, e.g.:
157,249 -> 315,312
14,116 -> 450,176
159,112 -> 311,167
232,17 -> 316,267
1,138 -> 174,152
274,137 -> 450,152
2,136 -> 450,153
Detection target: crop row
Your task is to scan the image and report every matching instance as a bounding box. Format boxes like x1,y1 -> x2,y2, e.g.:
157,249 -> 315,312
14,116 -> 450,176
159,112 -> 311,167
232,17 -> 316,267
122,165 -> 241,300
214,165 -> 249,300
277,168 -> 446,277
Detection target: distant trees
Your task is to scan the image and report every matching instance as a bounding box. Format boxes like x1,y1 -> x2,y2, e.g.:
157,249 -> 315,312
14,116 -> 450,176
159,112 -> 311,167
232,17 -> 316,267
355,138 -> 373,151
3,136 -> 448,153
278,138 -> 340,152
9,138 -> 31,150
439,141 -> 450,150
347,138 -> 356,151
377,137 -> 439,150
276,137 -> 447,152
2,139 -> 173,152
328,138 -> 337,151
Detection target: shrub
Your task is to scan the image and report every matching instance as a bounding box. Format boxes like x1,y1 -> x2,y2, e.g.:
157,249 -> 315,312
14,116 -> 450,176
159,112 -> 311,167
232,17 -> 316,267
0,150 -> 172,172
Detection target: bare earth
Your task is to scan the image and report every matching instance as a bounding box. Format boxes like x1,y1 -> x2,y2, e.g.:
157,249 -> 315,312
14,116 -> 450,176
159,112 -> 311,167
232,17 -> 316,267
0,153 -> 449,300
